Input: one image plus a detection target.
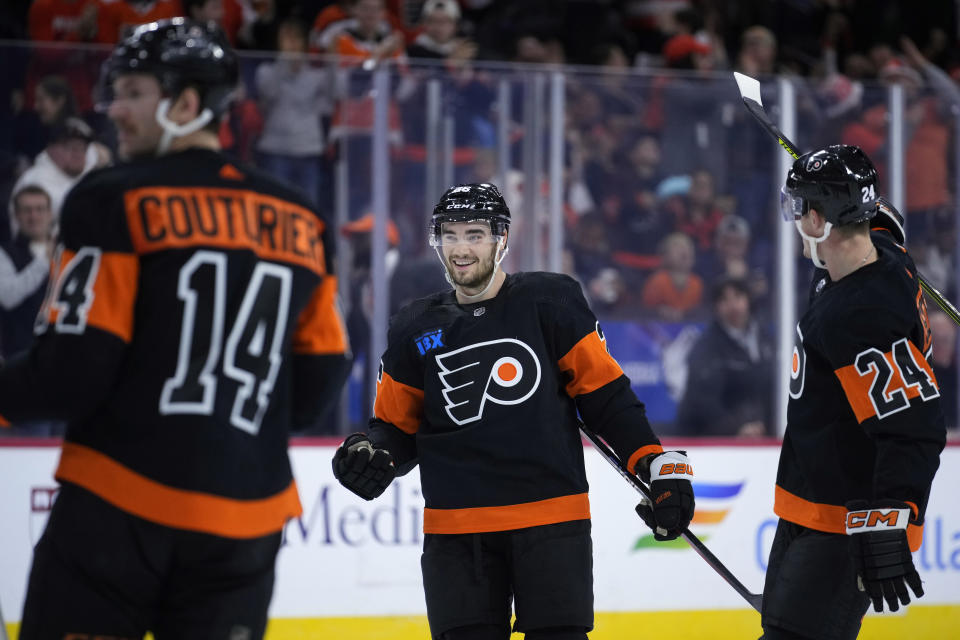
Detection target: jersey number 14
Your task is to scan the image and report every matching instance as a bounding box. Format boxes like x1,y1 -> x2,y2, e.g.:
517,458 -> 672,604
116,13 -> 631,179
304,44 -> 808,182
160,251 -> 292,435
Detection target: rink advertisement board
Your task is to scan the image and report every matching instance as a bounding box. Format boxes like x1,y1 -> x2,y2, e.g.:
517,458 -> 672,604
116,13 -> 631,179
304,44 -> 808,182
2,442 -> 959,635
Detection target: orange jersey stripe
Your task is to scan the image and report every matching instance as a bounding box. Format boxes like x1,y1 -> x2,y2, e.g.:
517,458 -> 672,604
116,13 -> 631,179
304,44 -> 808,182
834,340 -> 937,423
423,493 -> 590,534
625,444 -> 664,474
774,485 -> 848,534
557,331 -> 624,397
373,371 -> 424,434
123,187 -> 327,275
774,485 -> 924,551
47,249 -> 139,343
56,442 -> 302,539
292,276 -> 348,355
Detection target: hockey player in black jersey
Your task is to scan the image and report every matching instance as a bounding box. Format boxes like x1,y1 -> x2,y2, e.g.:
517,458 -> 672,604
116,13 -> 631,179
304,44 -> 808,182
760,145 -> 946,640
332,183 -> 695,640
0,19 -> 349,639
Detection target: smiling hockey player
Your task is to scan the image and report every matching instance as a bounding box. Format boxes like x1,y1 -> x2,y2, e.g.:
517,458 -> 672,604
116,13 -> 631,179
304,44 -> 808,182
332,182 -> 695,640
761,145 -> 946,639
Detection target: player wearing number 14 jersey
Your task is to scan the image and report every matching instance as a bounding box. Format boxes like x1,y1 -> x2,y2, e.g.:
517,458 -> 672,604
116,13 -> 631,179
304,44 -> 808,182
0,19 -> 349,640
761,145 -> 946,640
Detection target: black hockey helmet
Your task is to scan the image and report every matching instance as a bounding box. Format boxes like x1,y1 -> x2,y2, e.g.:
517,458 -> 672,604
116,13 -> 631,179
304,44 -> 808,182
99,18 -> 238,117
781,144 -> 879,226
430,183 -> 511,240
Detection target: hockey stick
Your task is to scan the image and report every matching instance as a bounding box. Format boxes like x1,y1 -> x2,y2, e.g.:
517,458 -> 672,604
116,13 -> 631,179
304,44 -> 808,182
580,427 -> 764,612
733,72 -> 960,327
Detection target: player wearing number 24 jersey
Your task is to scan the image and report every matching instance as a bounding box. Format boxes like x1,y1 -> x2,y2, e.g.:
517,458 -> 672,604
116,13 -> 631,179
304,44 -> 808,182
0,19 -> 349,640
761,145 -> 945,640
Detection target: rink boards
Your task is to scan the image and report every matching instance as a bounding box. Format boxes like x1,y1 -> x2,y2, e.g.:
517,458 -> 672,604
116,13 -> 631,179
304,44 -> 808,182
1,442 -> 958,639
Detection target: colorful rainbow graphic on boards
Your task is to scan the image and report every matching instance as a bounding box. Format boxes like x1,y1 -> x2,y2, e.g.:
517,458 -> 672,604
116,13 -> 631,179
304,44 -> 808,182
633,482 -> 745,550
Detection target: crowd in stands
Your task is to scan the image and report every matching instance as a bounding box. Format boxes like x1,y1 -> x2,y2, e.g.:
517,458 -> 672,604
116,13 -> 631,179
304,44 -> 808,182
1,0 -> 959,436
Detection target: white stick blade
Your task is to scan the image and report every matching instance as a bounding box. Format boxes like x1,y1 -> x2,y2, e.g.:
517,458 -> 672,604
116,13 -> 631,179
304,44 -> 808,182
734,72 -> 763,106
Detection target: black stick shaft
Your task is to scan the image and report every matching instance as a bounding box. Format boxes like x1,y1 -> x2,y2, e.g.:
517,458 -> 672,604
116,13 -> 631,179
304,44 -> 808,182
735,72 -> 960,328
580,428 -> 764,612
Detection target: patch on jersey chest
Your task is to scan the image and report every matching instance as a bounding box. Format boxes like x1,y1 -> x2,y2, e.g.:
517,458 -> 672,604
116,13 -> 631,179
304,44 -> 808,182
415,329 -> 445,355
435,338 -> 541,425
789,324 -> 807,399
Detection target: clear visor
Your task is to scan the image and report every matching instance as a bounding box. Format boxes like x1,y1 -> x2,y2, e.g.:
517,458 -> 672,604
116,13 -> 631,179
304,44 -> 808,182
779,186 -> 805,222
429,220 -> 503,247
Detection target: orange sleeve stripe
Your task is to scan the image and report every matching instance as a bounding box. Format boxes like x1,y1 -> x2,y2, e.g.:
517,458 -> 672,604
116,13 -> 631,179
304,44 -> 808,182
557,331 -> 624,397
423,493 -> 590,534
48,250 -> 139,343
292,276 -> 348,355
834,342 -> 935,423
373,371 -> 424,434
0,414 -> 10,428
88,252 -> 139,343
626,444 -> 664,474
907,522 -> 924,552
55,442 -> 302,539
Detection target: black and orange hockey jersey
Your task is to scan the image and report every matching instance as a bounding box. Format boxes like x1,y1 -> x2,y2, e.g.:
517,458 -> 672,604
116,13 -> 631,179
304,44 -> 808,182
0,148 -> 349,539
775,229 -> 946,550
367,272 -> 663,534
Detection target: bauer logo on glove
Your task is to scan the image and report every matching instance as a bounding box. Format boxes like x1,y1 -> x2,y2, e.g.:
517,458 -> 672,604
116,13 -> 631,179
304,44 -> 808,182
635,451 -> 696,541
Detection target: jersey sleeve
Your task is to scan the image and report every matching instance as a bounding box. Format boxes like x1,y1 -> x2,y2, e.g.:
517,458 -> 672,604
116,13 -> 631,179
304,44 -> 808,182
821,300 -> 945,521
542,275 -> 662,473
290,211 -> 351,431
0,175 -> 137,425
367,308 -> 423,474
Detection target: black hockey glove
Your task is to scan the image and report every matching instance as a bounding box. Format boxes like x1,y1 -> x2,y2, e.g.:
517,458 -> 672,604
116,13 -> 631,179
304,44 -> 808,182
332,433 -> 396,501
845,499 -> 923,613
635,451 -> 695,541
873,198 -> 905,244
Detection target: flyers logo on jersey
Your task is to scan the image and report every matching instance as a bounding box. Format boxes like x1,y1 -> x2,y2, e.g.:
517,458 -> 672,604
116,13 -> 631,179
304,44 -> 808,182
789,325 -> 806,399
436,338 -> 541,425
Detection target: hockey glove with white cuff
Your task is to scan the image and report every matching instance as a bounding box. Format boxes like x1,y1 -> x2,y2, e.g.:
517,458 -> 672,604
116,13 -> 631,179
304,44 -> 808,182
845,499 -> 923,613
635,451 -> 695,541
332,433 -> 397,500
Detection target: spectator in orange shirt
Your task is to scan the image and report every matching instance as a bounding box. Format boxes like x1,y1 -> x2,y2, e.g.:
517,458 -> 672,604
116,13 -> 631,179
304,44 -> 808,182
333,0 -> 405,66
309,0 -> 354,52
95,0 -> 183,44
641,231 -> 704,321
28,0 -> 98,42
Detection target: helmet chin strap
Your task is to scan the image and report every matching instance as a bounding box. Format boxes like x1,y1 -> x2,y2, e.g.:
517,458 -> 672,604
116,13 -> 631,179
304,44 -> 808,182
155,98 -> 214,155
436,237 -> 509,301
794,219 -> 833,269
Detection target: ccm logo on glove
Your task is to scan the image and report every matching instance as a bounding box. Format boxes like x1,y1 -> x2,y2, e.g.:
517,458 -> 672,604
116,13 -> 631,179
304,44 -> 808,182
845,507 -> 910,533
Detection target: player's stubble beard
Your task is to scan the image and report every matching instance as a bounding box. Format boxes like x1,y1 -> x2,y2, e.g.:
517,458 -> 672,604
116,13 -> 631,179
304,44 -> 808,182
445,244 -> 496,292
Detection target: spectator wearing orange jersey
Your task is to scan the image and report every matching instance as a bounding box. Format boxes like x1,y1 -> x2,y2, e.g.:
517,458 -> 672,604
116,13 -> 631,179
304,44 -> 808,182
310,0 -> 404,53
332,0 -> 405,66
95,0 -> 183,44
28,0 -> 98,42
641,232 -> 704,321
